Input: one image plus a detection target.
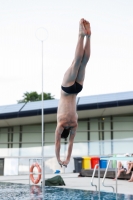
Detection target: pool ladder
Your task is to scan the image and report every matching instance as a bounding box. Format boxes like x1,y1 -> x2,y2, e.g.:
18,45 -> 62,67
91,162 -> 115,193
91,164 -> 100,191
102,160 -> 115,193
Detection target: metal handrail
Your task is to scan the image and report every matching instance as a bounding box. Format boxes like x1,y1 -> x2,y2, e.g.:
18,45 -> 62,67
0,138 -> 133,144
91,164 -> 100,191
102,160 -> 115,193
0,156 -> 43,158
1,129 -> 133,135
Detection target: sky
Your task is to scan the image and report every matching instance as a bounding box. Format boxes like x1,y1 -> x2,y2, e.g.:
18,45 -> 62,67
0,0 -> 133,106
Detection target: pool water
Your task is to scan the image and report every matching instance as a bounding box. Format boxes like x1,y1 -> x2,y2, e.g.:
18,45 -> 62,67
0,182 -> 133,200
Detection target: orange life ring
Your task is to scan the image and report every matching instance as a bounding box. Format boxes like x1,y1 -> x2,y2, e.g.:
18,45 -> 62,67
30,163 -> 41,184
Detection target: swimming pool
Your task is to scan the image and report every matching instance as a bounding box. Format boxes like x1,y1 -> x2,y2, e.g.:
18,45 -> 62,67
0,182 -> 133,200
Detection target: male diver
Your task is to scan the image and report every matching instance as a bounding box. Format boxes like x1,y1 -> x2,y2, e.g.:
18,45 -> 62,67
55,18 -> 91,167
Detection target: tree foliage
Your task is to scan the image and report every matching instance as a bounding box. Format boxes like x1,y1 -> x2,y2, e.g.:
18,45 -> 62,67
17,91 -> 55,103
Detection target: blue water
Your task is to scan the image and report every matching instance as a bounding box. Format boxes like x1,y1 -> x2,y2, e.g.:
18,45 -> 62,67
0,182 -> 133,200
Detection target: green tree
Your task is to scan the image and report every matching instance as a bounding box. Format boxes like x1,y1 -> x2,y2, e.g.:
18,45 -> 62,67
17,91 -> 54,103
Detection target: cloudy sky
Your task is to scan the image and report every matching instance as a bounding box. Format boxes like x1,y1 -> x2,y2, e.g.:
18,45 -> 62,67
0,0 -> 133,106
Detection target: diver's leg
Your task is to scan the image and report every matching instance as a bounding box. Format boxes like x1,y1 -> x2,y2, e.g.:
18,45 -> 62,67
61,19 -> 87,87
76,20 -> 91,85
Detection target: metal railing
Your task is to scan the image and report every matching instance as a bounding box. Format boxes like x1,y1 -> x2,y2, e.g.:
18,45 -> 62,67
91,164 -> 100,191
0,139 -> 133,184
102,160 -> 115,193
0,139 -> 133,165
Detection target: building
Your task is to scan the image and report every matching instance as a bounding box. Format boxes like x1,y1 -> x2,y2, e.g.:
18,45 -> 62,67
0,91 -> 133,174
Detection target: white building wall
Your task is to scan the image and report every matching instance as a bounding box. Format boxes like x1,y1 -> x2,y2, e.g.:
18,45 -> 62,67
0,115 -> 133,174
0,128 -> 8,148
103,117 -> 112,155
113,116 -> 133,139
89,119 -> 99,155
45,123 -> 56,143
90,118 -> 99,140
75,121 -> 88,141
113,116 -> 133,154
22,125 -> 41,147
13,126 -> 20,148
104,117 -> 111,140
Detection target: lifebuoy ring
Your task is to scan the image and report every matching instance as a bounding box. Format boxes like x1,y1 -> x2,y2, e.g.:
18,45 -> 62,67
30,163 -> 41,184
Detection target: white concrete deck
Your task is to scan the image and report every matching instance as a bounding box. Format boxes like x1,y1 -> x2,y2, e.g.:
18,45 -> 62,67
0,173 -> 133,195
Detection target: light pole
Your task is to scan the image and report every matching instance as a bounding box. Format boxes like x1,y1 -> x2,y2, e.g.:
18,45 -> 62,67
35,27 -> 48,189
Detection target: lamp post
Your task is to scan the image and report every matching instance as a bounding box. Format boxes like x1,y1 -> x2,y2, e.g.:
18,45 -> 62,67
35,27 -> 48,189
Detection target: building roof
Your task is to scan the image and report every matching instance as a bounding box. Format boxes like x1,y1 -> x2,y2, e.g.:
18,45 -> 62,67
78,91 -> 133,110
0,91 -> 133,121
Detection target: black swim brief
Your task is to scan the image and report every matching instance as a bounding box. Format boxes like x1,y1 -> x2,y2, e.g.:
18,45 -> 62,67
61,128 -> 71,139
61,128 -> 75,139
61,82 -> 83,94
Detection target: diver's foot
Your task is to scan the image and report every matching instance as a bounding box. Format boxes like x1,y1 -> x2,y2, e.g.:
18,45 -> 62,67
83,20 -> 91,36
79,18 -> 87,36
